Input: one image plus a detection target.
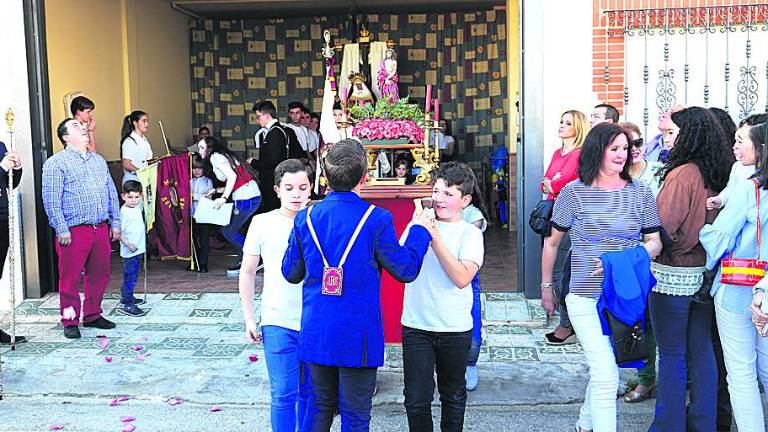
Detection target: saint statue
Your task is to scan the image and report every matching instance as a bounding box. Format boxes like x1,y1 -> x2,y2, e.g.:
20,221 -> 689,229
377,48 -> 399,104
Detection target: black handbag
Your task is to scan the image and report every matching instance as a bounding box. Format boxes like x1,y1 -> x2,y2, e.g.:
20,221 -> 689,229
603,311 -> 650,364
528,199 -> 554,236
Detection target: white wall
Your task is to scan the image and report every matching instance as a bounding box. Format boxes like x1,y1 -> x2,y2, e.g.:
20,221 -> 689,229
538,0 -> 596,166
0,0 -> 34,309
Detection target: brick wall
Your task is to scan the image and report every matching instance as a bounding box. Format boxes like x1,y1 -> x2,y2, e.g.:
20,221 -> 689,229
591,0 -> 764,112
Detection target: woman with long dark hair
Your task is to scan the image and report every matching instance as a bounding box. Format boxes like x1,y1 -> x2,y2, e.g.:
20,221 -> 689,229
701,120 -> 768,431
650,107 -> 734,432
198,137 -> 261,276
541,123 -> 662,431
120,110 -> 152,185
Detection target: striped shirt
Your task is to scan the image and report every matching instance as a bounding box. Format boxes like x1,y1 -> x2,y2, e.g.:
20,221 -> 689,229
551,179 -> 661,298
42,147 -> 121,236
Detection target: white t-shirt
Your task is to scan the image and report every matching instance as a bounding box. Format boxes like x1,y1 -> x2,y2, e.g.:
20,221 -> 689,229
243,209 -> 302,331
401,220 -> 484,332
120,204 -> 146,258
122,131 -> 153,184
209,153 -> 260,200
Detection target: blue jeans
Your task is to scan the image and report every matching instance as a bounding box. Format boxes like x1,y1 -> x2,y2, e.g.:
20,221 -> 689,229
221,196 -> 261,259
121,255 -> 141,305
303,363 -> 377,432
467,274 -> 482,366
262,325 -> 311,432
649,292 -> 717,432
402,326 -> 471,432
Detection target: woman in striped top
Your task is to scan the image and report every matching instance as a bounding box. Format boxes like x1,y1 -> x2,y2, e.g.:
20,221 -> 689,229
541,123 -> 663,432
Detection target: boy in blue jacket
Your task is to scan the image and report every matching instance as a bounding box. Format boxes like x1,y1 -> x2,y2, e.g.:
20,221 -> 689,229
282,139 -> 433,431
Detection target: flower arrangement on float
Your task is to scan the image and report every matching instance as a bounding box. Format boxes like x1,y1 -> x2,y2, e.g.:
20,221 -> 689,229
348,97 -> 425,144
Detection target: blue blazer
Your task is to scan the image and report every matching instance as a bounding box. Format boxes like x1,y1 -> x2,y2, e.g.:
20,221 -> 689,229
282,191 -> 431,368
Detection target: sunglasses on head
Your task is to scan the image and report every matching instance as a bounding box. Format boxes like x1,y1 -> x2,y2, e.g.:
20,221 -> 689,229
631,138 -> 644,148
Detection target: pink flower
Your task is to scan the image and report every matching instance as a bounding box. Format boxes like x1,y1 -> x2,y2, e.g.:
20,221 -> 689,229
248,354 -> 259,363
104,356 -> 113,363
122,425 -> 136,432
120,416 -> 136,423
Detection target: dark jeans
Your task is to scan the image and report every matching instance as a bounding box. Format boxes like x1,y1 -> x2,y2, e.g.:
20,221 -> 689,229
402,326 -> 472,432
121,255 -> 142,306
302,363 -> 377,432
649,292 -> 717,432
467,274 -> 482,366
221,196 -> 261,260
554,236 -> 572,329
192,221 -> 213,268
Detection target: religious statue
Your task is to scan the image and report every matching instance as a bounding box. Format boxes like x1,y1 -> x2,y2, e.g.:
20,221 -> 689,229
347,72 -> 375,107
377,48 -> 399,104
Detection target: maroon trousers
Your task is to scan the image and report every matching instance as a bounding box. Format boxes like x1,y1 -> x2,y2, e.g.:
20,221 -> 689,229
55,224 -> 111,327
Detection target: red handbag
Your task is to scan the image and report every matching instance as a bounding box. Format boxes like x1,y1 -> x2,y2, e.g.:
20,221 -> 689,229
720,179 -> 768,286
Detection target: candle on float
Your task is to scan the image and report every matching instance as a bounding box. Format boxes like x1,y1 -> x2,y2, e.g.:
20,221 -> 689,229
433,99 -> 439,122
425,85 -> 432,113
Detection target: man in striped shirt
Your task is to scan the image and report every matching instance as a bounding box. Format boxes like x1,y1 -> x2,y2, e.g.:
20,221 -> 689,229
42,119 -> 121,339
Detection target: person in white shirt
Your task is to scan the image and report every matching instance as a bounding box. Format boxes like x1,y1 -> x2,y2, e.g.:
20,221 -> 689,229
118,180 -> 147,317
190,155 -> 215,273
460,178 -> 490,393
401,162 -> 484,431
239,159 -> 313,432
286,102 -> 311,157
199,136 -> 261,276
121,110 -> 153,184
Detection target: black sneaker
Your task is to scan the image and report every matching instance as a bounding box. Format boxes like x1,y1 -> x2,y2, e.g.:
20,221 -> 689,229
63,325 -> 81,339
122,304 -> 147,317
83,317 -> 116,329
120,298 -> 146,306
0,330 -> 26,344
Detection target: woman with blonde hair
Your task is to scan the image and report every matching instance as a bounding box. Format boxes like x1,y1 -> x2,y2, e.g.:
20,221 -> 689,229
542,109 -> 589,345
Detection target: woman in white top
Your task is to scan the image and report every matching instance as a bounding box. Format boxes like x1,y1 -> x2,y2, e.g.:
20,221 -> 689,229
121,110 -> 153,184
198,136 -> 261,276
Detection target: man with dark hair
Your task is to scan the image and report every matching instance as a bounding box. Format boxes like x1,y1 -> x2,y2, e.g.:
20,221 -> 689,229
590,103 -> 620,128
286,102 -> 314,161
282,139 -> 434,431
250,101 -> 289,212
70,96 -> 97,152
43,118 -> 121,339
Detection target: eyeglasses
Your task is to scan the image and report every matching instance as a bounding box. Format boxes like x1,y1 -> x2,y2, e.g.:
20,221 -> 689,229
631,138 -> 644,148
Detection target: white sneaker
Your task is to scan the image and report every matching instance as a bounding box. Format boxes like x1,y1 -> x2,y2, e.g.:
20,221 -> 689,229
465,365 -> 479,391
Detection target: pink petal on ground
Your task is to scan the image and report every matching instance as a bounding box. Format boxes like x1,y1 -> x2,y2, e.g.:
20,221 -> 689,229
167,398 -> 183,406
120,415 -> 136,423
122,425 -> 136,432
104,356 -> 113,363
132,345 -> 143,351
48,425 -> 64,431
117,396 -> 130,402
140,336 -> 148,342
209,406 -> 223,412
98,336 -> 109,350
109,399 -> 120,406
248,354 -> 259,363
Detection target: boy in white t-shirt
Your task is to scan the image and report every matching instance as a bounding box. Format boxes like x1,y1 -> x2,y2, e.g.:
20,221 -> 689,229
118,180 -> 147,316
239,159 -> 312,432
401,162 -> 485,431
